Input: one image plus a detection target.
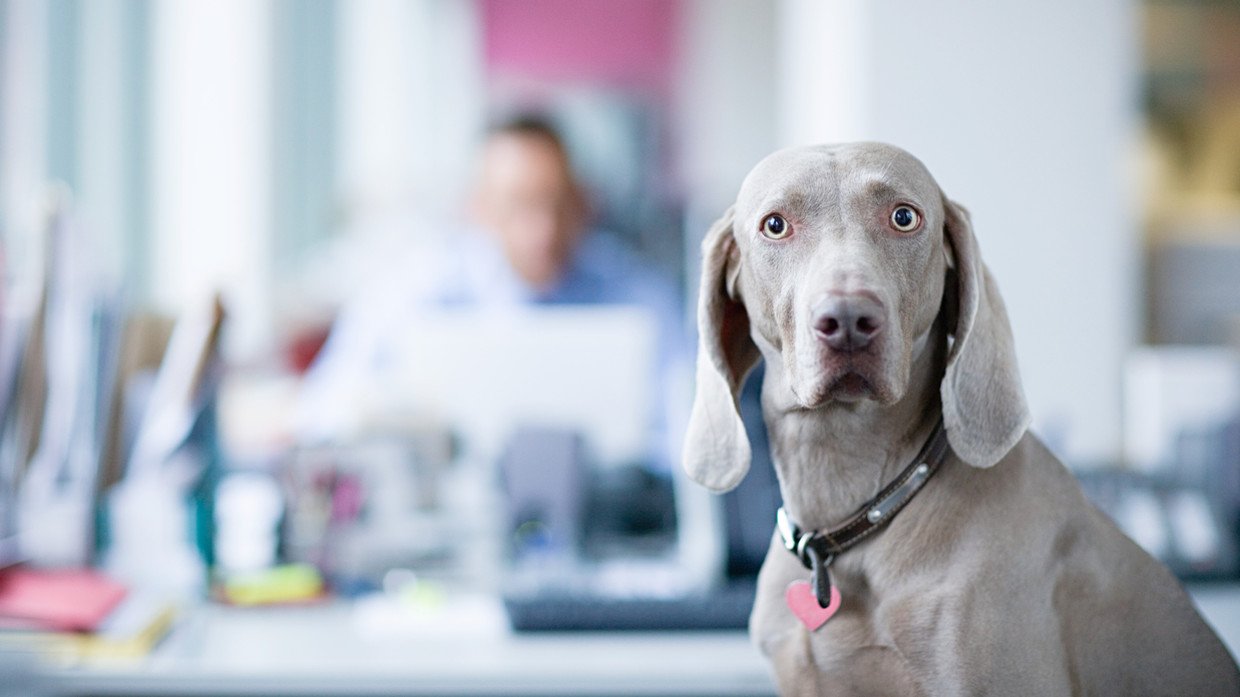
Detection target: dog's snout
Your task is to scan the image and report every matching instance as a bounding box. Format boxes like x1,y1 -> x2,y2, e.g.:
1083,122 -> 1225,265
814,294 -> 885,352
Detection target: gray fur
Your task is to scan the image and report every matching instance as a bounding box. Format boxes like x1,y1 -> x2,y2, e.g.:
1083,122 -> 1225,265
683,143 -> 1238,695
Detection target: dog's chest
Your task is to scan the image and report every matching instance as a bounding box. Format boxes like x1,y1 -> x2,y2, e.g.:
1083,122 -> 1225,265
755,552 -> 976,694
790,592 -> 963,696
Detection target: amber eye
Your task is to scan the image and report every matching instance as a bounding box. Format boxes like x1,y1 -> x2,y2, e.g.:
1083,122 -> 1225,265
890,205 -> 921,232
761,214 -> 791,240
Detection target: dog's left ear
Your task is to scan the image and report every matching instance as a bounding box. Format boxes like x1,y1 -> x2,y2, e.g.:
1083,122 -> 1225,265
682,206 -> 761,492
940,197 -> 1031,468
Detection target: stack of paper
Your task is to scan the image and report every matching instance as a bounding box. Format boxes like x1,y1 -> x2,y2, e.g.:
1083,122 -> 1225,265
0,566 -> 177,662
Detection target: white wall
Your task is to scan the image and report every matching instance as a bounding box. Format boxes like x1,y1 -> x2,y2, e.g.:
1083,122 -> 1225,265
0,0 -> 48,282
150,0 -> 273,359
336,0 -> 484,228
677,0 -> 778,212
677,0 -> 779,331
77,0 -> 127,280
776,0 -> 1141,463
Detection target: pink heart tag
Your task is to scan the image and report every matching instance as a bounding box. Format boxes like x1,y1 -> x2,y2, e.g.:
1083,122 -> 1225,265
785,580 -> 842,631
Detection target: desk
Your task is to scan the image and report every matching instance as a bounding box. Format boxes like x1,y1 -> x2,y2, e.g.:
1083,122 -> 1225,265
40,601 -> 777,697
36,585 -> 1240,697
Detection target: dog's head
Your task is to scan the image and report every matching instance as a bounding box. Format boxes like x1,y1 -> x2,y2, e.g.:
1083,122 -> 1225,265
683,143 -> 1030,492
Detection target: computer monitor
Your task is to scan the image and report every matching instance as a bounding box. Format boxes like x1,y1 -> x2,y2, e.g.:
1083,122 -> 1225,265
385,306 -> 658,467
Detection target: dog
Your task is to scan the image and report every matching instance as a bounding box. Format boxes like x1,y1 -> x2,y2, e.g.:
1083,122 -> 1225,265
682,142 -> 1239,695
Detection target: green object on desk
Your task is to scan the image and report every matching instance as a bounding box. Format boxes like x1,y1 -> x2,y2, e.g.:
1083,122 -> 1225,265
221,564 -> 324,606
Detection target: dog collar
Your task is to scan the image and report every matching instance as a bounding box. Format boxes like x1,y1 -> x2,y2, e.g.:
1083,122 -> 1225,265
776,416 -> 949,612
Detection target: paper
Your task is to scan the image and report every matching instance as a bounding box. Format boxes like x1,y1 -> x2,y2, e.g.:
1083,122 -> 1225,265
0,567 -> 127,632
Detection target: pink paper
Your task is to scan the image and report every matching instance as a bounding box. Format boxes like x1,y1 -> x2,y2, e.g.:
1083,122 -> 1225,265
0,567 -> 128,632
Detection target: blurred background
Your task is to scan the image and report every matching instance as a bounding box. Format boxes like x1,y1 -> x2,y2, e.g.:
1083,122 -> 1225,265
1,0 -> 1240,694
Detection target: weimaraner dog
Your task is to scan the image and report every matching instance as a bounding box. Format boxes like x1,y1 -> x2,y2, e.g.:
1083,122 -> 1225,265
683,142 -> 1239,695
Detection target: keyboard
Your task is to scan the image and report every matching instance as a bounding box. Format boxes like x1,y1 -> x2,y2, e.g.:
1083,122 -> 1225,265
503,577 -> 756,632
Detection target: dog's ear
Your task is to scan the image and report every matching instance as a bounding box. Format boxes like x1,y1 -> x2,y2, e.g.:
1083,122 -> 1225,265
940,198 -> 1031,469
682,206 -> 761,492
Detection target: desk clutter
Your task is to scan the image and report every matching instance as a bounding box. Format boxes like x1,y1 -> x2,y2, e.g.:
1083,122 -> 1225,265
0,195 -> 752,675
0,195 -> 227,663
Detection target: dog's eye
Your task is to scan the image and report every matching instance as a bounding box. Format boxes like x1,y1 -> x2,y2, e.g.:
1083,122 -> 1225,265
761,214 -> 791,240
890,205 -> 921,232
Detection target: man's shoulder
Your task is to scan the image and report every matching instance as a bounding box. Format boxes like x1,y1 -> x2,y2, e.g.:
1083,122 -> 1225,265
560,232 -> 679,312
575,232 -> 663,283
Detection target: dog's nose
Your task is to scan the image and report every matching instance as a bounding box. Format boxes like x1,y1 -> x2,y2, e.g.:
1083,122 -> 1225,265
813,294 -> 885,351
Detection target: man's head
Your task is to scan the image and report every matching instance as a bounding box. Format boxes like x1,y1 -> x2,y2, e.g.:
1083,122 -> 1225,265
470,116 -> 587,291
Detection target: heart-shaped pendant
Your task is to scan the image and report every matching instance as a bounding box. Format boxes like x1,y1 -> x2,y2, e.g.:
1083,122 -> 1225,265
785,580 -> 842,631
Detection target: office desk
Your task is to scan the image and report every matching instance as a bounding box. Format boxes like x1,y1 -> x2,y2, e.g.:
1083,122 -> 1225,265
41,600 -> 777,697
38,585 -> 1240,697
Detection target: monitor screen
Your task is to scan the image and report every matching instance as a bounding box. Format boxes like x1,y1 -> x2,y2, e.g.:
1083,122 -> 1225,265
383,305 -> 658,467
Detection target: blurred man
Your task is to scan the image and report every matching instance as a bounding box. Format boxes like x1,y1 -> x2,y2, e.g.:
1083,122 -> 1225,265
470,117 -> 587,295
299,115 -> 686,464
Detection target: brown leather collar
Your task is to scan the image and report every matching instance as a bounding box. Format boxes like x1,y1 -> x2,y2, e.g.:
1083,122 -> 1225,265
776,416 -> 950,607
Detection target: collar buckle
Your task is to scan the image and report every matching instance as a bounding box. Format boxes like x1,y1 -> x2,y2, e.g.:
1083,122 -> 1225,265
776,506 -> 799,552
777,507 -> 818,570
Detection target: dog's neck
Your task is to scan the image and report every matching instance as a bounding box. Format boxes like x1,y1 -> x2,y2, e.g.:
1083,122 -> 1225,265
761,321 -> 949,532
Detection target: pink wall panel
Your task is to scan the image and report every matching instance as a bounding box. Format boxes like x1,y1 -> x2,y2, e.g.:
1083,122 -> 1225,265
481,0 -> 679,92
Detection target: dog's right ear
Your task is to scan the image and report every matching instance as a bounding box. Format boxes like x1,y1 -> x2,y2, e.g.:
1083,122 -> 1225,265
682,206 -> 761,492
